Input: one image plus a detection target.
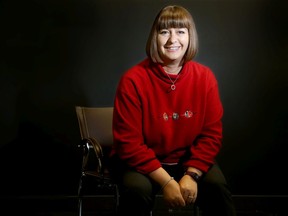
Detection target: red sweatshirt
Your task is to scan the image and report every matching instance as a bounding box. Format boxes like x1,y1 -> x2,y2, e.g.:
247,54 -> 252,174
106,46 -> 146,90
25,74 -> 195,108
111,58 -> 223,174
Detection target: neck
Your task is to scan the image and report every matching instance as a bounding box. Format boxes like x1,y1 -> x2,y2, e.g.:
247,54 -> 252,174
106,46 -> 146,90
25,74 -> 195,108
162,58 -> 184,74
163,65 -> 182,75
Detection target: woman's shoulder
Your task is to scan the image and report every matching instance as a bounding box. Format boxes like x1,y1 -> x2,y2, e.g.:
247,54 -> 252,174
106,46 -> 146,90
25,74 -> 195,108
187,60 -> 212,72
186,60 -> 218,82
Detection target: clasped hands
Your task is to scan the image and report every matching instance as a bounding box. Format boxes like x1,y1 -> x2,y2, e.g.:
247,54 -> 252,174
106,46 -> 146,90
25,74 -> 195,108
162,175 -> 198,208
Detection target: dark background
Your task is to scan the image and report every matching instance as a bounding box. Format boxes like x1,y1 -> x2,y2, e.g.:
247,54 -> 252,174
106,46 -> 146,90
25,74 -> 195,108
0,0 -> 287,197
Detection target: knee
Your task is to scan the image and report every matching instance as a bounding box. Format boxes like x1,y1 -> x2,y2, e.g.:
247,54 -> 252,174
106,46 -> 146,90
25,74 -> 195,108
119,172 -> 154,213
206,178 -> 231,194
200,174 -> 233,200
122,171 -> 153,197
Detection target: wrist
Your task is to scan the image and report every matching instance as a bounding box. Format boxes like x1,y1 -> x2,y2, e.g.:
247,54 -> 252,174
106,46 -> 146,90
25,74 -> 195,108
184,171 -> 201,182
186,167 -> 203,176
161,177 -> 174,190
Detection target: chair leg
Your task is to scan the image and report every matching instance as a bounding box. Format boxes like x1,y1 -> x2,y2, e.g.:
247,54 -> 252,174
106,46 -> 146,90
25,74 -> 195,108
78,198 -> 82,216
194,205 -> 200,216
78,174 -> 84,216
114,184 -> 120,215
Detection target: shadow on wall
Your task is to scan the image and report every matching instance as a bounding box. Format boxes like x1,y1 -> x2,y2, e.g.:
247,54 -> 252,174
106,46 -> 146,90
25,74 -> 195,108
0,121 -> 82,196
0,0 -> 116,196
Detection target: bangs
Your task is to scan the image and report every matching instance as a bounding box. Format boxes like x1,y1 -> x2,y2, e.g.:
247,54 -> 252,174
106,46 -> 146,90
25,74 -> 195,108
157,11 -> 190,30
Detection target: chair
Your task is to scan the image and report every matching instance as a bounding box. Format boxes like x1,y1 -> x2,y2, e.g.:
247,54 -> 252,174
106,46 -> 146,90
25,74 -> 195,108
75,106 -> 119,216
75,106 -> 200,216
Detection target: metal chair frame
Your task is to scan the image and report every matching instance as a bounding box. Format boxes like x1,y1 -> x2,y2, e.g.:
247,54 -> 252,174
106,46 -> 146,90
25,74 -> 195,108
75,106 -> 118,216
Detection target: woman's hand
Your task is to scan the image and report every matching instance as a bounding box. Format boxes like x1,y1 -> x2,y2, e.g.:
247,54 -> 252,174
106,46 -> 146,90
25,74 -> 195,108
162,179 -> 186,208
179,175 -> 198,205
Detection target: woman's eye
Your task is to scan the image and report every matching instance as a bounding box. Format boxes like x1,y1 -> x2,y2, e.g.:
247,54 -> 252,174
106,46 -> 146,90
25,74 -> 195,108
160,30 -> 169,35
178,29 -> 186,34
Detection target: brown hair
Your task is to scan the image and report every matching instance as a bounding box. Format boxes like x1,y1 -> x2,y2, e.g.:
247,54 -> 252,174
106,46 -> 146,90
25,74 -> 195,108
146,5 -> 198,63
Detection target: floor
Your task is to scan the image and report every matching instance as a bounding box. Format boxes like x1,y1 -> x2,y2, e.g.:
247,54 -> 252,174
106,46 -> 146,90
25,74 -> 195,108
1,194 -> 288,216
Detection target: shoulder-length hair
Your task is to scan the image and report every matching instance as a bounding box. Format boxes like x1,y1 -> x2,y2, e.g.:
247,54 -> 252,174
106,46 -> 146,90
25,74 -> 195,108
146,5 -> 198,64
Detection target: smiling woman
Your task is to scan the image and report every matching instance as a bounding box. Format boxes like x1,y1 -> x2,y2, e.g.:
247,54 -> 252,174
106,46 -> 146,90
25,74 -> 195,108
109,4 -> 237,216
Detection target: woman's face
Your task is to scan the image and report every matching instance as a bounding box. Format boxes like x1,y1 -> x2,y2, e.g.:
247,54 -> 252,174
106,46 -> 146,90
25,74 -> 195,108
157,27 -> 189,65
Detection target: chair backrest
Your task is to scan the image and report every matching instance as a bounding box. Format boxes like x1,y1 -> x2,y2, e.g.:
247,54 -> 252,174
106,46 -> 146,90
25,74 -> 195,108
75,106 -> 114,147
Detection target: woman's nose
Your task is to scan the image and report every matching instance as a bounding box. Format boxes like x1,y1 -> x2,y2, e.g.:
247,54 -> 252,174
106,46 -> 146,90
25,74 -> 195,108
168,32 -> 177,43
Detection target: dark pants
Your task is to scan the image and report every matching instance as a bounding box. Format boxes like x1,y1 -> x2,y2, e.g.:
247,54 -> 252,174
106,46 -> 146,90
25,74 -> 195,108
110,161 -> 237,216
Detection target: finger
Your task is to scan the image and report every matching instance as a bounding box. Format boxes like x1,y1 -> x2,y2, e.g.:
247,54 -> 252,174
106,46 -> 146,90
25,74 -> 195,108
187,195 -> 195,204
175,197 -> 186,207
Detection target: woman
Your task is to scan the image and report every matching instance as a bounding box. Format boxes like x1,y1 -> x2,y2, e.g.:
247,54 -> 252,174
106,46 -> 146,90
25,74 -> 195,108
110,5 -> 236,216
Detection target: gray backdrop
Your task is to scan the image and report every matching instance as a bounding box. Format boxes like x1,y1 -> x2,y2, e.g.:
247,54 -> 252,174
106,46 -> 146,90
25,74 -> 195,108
0,0 -> 287,196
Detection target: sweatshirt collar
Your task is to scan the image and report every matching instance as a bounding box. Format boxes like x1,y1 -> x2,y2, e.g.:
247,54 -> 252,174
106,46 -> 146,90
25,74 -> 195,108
147,58 -> 188,82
